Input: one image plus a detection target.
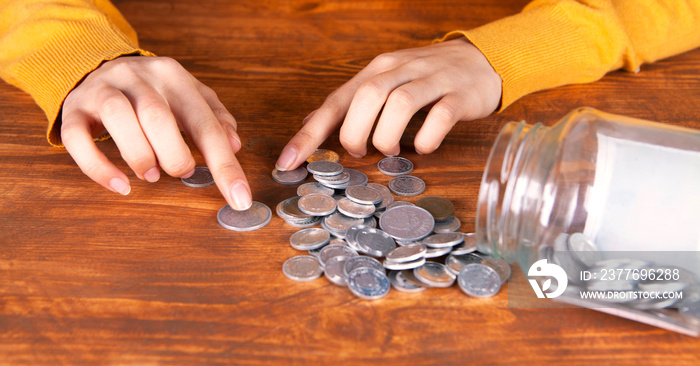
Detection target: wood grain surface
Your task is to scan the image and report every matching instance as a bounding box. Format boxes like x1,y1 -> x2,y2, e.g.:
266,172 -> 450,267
1,0 -> 700,364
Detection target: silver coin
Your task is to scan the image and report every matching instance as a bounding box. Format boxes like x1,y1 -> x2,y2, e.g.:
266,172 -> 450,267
367,183 -> 394,211
552,233 -> 582,282
433,216 -> 461,233
386,201 -> 415,210
319,244 -> 358,266
345,224 -> 368,249
413,262 -> 456,288
388,270 -> 428,293
283,255 -> 323,282
314,170 -> 351,185
307,161 -> 344,176
283,217 -> 321,228
323,168 -> 368,190
379,206 -> 434,241
363,216 -> 377,228
297,182 -> 335,196
289,228 -> 331,251
482,257 -> 512,285
445,252 -> 486,276
277,196 -> 314,221
416,196 -> 454,221
679,301 -> 700,323
324,255 -> 351,286
386,243 -> 427,263
383,257 -> 426,271
181,166 -> 215,187
424,246 -> 452,258
355,227 -> 396,257
297,193 -> 337,216
344,255 -> 386,279
567,232 -> 602,267
458,263 -> 502,298
322,212 -> 364,239
345,185 -> 383,205
217,202 -> 271,231
421,232 -> 465,249
388,175 -> 425,196
450,233 -> 478,255
308,243 -> 327,259
272,166 -> 308,185
347,267 -> 391,300
329,238 -> 347,245
337,197 -> 375,218
377,156 -> 414,176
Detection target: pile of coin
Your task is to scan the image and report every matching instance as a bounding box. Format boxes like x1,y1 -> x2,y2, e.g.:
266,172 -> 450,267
277,151 -> 511,300
538,232 -> 700,325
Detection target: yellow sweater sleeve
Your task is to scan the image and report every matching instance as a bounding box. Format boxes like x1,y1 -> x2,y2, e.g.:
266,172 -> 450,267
437,0 -> 700,111
0,0 -> 154,146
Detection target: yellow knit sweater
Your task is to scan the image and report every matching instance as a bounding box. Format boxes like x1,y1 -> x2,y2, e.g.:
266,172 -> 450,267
1,0 -> 699,146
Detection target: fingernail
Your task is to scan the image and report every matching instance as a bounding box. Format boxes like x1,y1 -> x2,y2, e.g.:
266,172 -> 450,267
275,146 -> 297,171
109,178 -> 131,195
348,152 -> 363,159
230,180 -> 252,211
183,168 -> 195,178
227,125 -> 242,151
144,167 -> 160,182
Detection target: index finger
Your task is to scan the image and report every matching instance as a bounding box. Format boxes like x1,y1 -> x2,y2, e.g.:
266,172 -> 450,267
164,83 -> 252,211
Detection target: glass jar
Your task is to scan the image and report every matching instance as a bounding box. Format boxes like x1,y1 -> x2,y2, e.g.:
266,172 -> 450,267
476,107 -> 700,336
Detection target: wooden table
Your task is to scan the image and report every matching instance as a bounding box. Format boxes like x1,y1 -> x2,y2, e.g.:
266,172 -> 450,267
2,0 -> 700,364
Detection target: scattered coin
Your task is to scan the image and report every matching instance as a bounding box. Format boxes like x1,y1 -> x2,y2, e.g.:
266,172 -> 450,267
272,166 -> 308,185
289,228 -> 331,251
446,252 -> 485,276
379,206 -> 434,242
298,193 -> 337,216
347,267 -> 391,300
416,196 -> 455,221
307,161 -> 344,176
355,227 -> 396,257
377,156 -> 414,176
433,216 -> 461,233
323,168 -> 368,189
367,183 -> 394,211
424,246 -> 453,258
337,197 -> 376,218
314,171 -> 350,185
181,166 -> 215,188
383,257 -> 426,271
344,256 -> 386,279
345,185 -> 383,205
217,202 -> 272,231
324,255 -> 352,286
307,149 -> 340,163
451,233 -> 478,255
422,232 -> 465,248
413,262 -> 456,288
386,243 -> 427,263
283,255 -> 324,282
319,244 -> 358,267
389,270 -> 428,293
458,263 -> 502,298
322,212 -> 365,238
386,201 -> 415,209
388,175 -> 426,196
482,257 -> 512,285
297,182 -> 335,196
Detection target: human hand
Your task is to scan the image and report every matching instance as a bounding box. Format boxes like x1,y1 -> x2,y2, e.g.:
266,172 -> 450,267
61,56 -> 253,210
276,38 -> 502,170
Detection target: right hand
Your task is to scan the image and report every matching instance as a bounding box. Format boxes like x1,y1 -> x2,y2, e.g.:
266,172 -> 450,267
61,56 -> 253,210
